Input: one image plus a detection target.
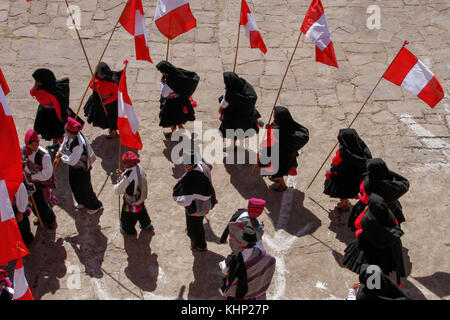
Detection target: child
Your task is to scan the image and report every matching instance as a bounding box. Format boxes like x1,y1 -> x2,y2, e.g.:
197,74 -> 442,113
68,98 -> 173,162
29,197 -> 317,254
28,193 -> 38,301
114,151 -> 153,235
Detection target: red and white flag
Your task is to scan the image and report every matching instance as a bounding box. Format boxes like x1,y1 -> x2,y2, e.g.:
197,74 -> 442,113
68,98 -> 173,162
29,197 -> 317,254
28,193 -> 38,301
118,61 -> 143,150
119,0 -> 152,63
0,180 -> 29,266
383,46 -> 444,108
0,68 -> 23,201
13,257 -> 34,300
240,0 -> 267,54
154,0 -> 197,40
300,0 -> 338,68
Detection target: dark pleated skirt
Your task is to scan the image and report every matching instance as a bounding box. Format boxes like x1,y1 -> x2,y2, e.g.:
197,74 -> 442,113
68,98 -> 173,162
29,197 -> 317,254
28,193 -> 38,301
83,94 -> 118,130
324,166 -> 365,199
159,97 -> 195,128
33,106 -> 65,141
219,110 -> 260,138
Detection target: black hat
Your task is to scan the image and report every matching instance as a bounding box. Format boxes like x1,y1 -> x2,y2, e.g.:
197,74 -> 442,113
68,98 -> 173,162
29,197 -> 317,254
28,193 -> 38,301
235,225 -> 262,246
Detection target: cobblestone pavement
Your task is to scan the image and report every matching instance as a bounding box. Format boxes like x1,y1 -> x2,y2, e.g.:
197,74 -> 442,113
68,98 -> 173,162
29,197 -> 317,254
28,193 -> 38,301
1,0 -> 449,300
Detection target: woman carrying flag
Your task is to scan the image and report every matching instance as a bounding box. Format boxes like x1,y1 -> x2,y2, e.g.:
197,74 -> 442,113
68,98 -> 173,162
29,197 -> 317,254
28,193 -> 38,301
83,62 -> 123,138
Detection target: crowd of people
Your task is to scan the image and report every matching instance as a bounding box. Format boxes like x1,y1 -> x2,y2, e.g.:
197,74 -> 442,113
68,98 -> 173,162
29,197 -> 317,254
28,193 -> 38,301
1,60 -> 412,300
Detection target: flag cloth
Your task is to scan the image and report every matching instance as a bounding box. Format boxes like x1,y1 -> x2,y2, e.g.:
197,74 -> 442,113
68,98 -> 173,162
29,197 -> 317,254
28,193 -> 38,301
0,68 -> 23,201
300,0 -> 338,68
0,180 -> 29,266
383,47 -> 444,108
118,63 -> 143,150
13,257 -> 34,300
154,0 -> 196,40
119,0 -> 152,63
240,0 -> 267,54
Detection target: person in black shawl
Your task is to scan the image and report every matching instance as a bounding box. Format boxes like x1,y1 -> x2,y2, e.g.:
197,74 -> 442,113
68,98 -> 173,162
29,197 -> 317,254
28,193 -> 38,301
156,61 -> 199,133
173,150 -> 216,252
218,72 -> 262,149
258,106 -> 309,192
348,158 -> 409,231
324,128 -> 372,211
342,193 -> 406,286
83,62 -> 123,138
30,68 -> 70,149
347,264 -> 410,300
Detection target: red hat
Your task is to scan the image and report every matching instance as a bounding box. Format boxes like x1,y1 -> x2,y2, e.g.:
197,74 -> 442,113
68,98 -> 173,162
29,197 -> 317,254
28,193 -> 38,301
65,117 -> 82,133
122,151 -> 140,166
24,129 -> 39,145
248,198 -> 266,218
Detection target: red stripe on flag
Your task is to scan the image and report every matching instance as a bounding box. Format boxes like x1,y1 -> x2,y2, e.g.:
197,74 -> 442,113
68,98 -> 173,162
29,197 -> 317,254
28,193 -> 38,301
119,0 -> 143,35
383,47 -> 418,85
240,0 -> 251,26
0,219 -> 29,265
134,34 -> 152,63
249,30 -> 267,54
155,3 -> 196,40
417,76 -> 445,108
0,111 -> 23,201
315,42 -> 338,68
0,69 -> 10,95
118,118 -> 143,150
301,0 -> 325,33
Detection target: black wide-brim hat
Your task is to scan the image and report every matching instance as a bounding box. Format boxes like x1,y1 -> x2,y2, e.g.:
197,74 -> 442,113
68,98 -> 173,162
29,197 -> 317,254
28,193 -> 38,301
234,225 -> 262,246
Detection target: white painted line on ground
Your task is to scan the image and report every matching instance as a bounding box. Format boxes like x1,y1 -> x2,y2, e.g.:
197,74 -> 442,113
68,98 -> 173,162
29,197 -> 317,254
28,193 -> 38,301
267,255 -> 286,300
91,277 -> 112,300
400,113 -> 450,161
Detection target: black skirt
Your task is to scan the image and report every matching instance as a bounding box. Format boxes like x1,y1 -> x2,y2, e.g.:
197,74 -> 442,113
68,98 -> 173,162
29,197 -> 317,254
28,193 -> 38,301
219,109 -> 260,138
33,105 -> 65,141
83,93 -> 118,130
159,97 -> 195,128
324,164 -> 366,199
343,236 -> 406,278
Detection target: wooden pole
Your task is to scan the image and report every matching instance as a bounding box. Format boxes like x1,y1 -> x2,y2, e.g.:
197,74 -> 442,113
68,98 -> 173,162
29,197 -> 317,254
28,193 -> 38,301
267,31 -> 303,125
166,39 -> 170,61
305,41 -> 409,191
75,17 -> 122,118
118,142 -> 122,226
65,0 -> 93,75
29,194 -> 45,229
233,0 -> 243,73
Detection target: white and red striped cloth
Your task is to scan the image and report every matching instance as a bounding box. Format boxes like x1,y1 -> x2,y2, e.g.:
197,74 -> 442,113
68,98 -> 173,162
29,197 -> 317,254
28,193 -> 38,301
0,69 -> 23,202
300,0 -> 338,68
118,61 -> 143,150
13,257 -> 34,300
383,46 -> 444,108
0,180 -> 29,266
240,0 -> 267,54
155,0 -> 197,40
119,0 -> 152,63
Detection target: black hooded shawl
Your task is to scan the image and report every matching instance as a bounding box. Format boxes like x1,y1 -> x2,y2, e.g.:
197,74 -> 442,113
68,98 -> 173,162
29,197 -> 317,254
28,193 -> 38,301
173,168 -> 216,215
95,62 -> 123,84
348,159 -> 409,228
32,68 -> 70,119
259,106 -> 309,177
156,60 -> 199,98
356,264 -> 411,300
343,194 -> 406,280
219,72 -> 260,135
324,128 -> 372,199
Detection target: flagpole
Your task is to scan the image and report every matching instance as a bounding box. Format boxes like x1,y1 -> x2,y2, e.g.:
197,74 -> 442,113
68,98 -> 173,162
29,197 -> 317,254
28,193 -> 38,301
166,39 -> 170,61
29,194 -> 45,229
64,0 -> 93,75
233,0 -> 243,73
118,141 -> 122,228
305,41 -> 409,191
75,15 -> 123,119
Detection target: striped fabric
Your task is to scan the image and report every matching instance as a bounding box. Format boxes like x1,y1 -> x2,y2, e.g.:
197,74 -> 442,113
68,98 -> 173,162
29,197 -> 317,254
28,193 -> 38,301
248,198 -> 266,218
122,202 -> 144,213
225,247 -> 276,299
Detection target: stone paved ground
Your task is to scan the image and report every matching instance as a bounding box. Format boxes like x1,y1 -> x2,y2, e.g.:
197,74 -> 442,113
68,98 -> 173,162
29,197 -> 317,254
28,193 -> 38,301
1,0 -> 449,300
